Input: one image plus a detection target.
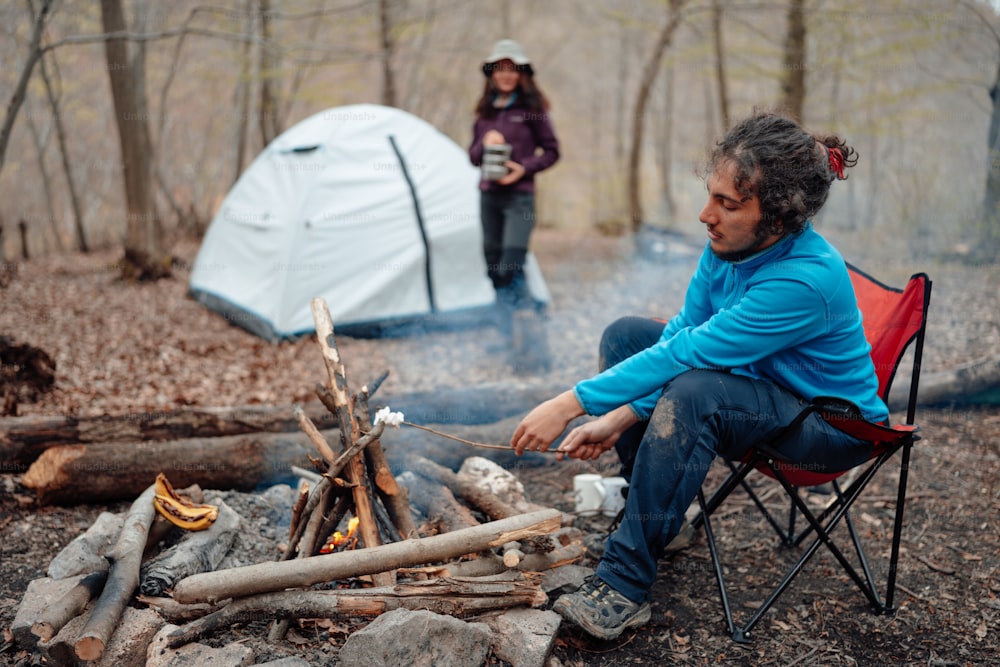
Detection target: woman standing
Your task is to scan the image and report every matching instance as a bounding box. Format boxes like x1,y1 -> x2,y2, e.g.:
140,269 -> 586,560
469,39 -> 560,325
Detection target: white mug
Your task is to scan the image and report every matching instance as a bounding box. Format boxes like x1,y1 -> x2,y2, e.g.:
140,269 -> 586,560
573,474 -> 605,516
574,474 -> 629,517
600,476 -> 628,517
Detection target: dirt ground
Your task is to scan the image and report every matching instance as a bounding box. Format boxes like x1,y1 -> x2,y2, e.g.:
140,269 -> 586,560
1,227 -> 999,666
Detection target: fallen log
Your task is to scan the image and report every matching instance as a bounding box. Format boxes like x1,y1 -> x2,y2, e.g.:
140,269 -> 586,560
74,483 -> 157,662
20,431 -> 317,505
172,508 -> 562,604
888,354 -> 1000,411
0,402 -> 338,467
167,572 -> 546,648
1,381 -> 568,469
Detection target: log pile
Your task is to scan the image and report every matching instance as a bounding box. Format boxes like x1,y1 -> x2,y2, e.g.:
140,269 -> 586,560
10,297 -> 583,664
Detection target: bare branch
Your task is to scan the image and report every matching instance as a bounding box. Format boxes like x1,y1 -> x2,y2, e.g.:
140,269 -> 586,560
0,0 -> 54,174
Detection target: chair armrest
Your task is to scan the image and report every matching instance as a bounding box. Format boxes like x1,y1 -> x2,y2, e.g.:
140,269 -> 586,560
812,395 -> 918,445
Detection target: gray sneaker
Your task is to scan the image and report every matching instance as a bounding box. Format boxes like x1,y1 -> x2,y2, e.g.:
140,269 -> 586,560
553,575 -> 651,640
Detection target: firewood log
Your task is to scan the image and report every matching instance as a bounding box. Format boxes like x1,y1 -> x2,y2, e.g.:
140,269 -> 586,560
30,571 -> 108,642
171,508 -> 562,604
403,453 -> 519,520
73,483 -> 157,661
139,500 -> 241,596
311,298 -> 394,588
398,471 -> 480,533
168,572 -> 546,648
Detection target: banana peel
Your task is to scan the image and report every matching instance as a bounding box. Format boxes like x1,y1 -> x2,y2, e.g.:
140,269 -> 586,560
152,473 -> 219,531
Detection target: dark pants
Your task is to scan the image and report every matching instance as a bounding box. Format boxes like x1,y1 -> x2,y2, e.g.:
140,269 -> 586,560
481,189 -> 535,307
594,317 -> 874,604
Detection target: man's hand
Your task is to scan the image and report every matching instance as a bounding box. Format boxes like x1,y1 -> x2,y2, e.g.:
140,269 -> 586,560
511,390 -> 585,456
497,160 -> 525,185
556,406 -> 639,461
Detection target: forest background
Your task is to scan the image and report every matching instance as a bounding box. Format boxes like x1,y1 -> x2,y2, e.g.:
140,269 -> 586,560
1,0 -> 999,275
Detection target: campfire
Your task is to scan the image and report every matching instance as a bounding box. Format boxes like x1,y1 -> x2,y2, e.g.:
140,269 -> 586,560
320,516 -> 360,554
10,297 -> 583,664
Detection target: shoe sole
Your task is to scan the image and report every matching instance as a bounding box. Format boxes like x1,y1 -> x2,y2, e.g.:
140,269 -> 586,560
553,598 -> 651,641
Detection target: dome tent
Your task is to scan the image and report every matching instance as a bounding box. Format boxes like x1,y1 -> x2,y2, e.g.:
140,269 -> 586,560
189,104 -> 549,341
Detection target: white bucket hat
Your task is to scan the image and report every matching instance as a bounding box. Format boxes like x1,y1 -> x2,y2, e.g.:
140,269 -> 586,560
482,39 -> 534,76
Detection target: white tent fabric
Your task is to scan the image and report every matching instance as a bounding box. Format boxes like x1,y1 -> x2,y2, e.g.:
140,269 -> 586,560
189,104 -> 549,341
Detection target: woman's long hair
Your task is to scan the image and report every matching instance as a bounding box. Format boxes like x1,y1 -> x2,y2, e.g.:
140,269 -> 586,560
474,71 -> 550,119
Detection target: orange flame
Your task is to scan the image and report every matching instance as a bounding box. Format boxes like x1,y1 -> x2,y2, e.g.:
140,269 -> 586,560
320,516 -> 360,553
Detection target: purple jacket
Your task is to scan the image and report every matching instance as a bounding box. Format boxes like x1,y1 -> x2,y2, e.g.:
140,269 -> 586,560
469,99 -> 560,193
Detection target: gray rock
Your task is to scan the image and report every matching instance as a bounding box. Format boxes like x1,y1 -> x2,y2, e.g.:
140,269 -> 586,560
10,575 -> 87,649
485,608 -> 562,667
146,623 -> 254,667
540,564 -> 593,595
338,608 -> 491,667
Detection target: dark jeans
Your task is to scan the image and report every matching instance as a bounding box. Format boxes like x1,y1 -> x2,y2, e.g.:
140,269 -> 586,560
481,189 -> 535,306
594,317 -> 874,604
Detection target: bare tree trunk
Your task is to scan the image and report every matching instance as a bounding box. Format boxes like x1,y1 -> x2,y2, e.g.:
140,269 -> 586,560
233,4 -> 253,185
23,104 -> 62,252
257,0 -> 280,146
980,62 -> 1000,260
615,21 -> 628,165
627,0 -> 685,232
100,0 -> 170,280
711,0 -> 729,131
780,0 -> 806,121
0,0 -> 53,175
39,54 -> 87,252
19,219 -> 29,259
962,0 -> 1000,260
500,0 -> 511,36
0,0 -> 52,171
378,0 -> 398,107
655,61 -> 676,222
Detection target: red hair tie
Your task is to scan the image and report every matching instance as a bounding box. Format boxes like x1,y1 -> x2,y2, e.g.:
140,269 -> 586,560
827,146 -> 846,180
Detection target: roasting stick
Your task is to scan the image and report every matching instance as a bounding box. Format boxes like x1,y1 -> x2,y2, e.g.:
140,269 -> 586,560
399,421 -> 560,454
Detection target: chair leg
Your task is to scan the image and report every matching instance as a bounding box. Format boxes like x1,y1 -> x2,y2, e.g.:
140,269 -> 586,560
833,480 -> 886,613
770,467 -> 885,611
696,489 -> 743,642
885,442 -> 913,610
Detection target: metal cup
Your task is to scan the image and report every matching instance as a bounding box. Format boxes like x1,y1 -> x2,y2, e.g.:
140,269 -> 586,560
482,143 -> 512,181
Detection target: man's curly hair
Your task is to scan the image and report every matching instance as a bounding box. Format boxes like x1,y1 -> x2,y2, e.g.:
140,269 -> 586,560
707,111 -> 858,236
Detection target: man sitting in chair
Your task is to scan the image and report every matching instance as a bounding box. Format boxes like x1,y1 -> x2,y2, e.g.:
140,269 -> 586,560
510,109 -> 886,640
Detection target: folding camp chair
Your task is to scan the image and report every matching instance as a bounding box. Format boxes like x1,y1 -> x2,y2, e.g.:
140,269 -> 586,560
690,263 -> 932,643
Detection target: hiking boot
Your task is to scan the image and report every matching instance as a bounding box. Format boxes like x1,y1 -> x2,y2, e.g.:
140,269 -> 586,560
553,575 -> 651,640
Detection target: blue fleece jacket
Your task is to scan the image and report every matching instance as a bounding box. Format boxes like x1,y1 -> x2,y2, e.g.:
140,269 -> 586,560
574,225 -> 889,423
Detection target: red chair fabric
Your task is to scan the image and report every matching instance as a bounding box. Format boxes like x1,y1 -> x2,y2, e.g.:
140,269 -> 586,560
762,265 -> 930,486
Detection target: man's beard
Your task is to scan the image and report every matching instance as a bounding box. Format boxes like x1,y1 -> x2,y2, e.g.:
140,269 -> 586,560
711,219 -> 776,262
